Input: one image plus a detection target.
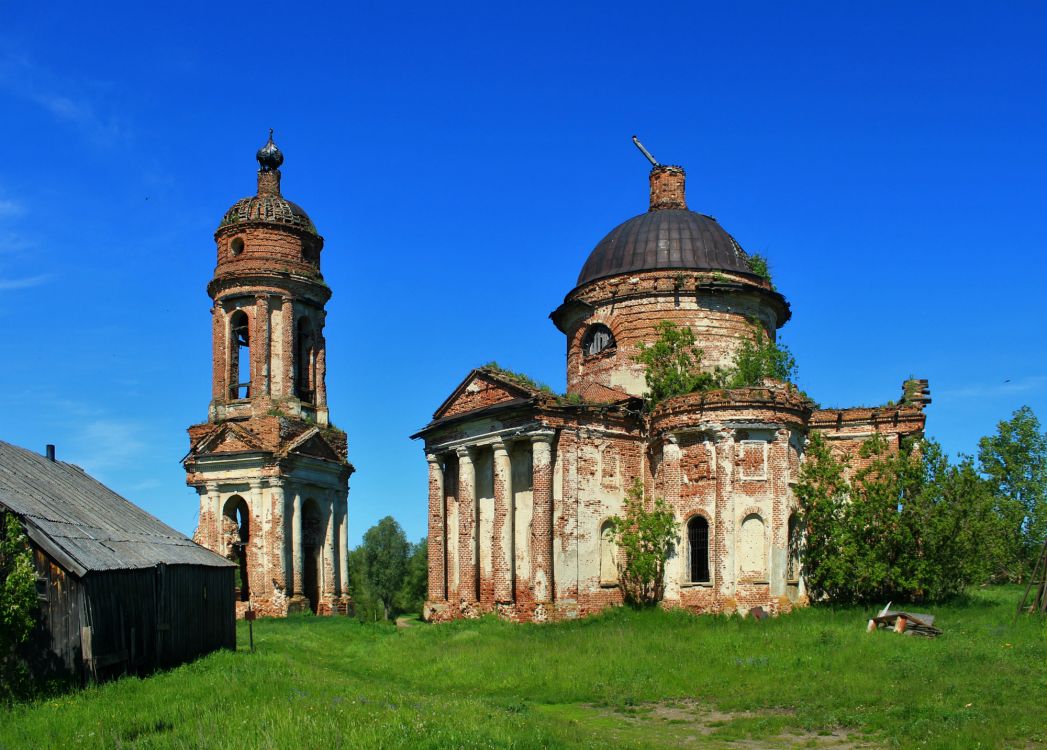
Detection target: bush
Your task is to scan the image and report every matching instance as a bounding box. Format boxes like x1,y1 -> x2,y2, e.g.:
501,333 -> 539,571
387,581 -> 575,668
1,511 -> 37,705
726,322 -> 797,387
795,433 -> 1000,604
609,480 -> 679,606
632,321 -> 721,404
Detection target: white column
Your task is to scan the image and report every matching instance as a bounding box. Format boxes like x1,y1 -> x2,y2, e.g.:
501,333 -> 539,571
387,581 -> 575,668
270,479 -> 288,593
325,492 -> 337,601
492,440 -> 514,603
292,490 -> 303,597
531,432 -> 555,603
426,453 -> 446,601
249,479 -> 265,595
338,496 -> 349,599
457,447 -> 477,604
207,482 -> 222,550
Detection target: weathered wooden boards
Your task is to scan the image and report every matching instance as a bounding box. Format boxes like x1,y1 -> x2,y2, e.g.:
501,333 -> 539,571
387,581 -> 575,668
867,609 -> 942,638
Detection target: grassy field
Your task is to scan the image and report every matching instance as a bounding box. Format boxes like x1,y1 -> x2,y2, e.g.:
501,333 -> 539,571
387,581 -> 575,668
1,586 -> 1044,749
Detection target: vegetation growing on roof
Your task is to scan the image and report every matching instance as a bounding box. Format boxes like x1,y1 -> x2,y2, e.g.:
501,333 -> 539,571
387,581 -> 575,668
632,322 -> 722,405
480,362 -> 554,394
746,253 -> 773,285
725,322 -> 797,388
633,320 -> 799,406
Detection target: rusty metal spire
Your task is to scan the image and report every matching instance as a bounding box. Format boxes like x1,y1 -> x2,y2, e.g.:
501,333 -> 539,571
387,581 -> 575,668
631,135 -> 660,167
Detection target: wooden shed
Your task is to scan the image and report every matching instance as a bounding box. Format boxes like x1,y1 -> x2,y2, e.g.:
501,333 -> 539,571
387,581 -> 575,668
0,440 -> 236,683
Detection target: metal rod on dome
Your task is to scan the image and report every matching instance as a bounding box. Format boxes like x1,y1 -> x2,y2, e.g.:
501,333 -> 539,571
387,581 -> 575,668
632,135 -> 660,167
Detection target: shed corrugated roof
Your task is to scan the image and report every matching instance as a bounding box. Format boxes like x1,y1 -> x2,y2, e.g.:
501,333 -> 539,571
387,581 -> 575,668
0,440 -> 232,576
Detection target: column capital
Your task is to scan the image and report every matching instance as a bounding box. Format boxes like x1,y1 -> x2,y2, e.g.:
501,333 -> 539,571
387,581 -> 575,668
205,481 -> 220,493
530,430 -> 555,445
426,452 -> 443,465
664,433 -> 679,446
247,478 -> 263,490
492,439 -> 510,456
456,445 -> 474,461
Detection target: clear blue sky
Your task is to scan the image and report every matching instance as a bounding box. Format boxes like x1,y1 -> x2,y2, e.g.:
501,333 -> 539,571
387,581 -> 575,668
1,2 -> 1043,546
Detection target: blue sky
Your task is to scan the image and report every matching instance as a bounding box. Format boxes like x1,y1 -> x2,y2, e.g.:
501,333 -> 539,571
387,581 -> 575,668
1,2 -> 1043,546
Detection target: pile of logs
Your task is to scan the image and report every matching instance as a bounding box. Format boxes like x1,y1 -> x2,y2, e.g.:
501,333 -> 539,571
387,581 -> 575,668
867,603 -> 942,638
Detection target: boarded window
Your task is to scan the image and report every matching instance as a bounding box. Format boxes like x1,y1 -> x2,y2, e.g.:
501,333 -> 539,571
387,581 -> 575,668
583,324 -> 616,356
687,516 -> 710,583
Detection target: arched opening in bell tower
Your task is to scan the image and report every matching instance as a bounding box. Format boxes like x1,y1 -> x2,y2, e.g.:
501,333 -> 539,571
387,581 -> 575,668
302,498 -> 323,613
223,495 -> 251,601
296,316 -> 316,404
229,310 -> 251,400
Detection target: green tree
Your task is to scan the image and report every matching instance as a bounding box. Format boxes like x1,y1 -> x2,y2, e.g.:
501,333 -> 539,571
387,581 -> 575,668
978,406 -> 1047,580
396,538 -> 428,615
792,432 -> 852,600
726,322 -> 797,387
347,547 -> 383,622
633,321 -> 720,404
1,511 -> 37,705
358,516 -> 410,621
610,479 -> 679,607
796,434 -> 998,604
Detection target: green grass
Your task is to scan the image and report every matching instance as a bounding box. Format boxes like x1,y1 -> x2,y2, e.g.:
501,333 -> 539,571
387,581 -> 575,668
2,586 -> 1045,749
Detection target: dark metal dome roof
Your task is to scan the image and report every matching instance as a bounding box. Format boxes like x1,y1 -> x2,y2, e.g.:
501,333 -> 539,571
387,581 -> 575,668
217,195 -> 317,235
576,209 -> 751,286
216,132 -> 318,236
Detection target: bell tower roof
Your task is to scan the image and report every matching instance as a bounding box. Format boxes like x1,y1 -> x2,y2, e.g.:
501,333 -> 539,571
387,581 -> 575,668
217,131 -> 318,236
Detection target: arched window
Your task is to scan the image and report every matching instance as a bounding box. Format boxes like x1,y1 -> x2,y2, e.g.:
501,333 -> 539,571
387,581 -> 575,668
786,513 -> 801,582
296,316 -> 315,403
600,520 -> 618,585
230,310 -> 251,400
687,516 -> 710,583
583,324 -> 616,356
223,496 -> 250,601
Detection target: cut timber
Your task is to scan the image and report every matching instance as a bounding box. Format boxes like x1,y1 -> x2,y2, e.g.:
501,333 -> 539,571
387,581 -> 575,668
869,610 -> 942,638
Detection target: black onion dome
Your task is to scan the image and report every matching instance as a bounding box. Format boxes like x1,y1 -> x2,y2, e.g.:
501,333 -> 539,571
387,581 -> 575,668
576,209 -> 751,287
217,195 -> 317,235
256,129 -> 284,172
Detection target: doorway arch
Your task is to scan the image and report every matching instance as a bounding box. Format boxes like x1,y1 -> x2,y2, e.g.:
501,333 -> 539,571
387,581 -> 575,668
223,495 -> 251,601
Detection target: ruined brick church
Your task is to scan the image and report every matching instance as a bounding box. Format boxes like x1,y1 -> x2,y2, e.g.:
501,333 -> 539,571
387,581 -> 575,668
184,134 -> 353,617
415,154 -> 931,622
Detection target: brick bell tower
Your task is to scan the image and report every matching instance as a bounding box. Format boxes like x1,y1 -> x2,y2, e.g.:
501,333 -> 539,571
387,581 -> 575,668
184,131 -> 353,617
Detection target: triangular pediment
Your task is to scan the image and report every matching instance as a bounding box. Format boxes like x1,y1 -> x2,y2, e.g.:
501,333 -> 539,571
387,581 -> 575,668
189,422 -> 267,457
284,428 -> 343,462
433,368 -> 541,421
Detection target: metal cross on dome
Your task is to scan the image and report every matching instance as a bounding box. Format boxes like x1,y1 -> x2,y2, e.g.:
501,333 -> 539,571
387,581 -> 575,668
631,135 -> 660,167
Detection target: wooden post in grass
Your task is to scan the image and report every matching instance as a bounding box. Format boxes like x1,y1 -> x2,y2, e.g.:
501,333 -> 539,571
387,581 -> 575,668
246,604 -> 256,652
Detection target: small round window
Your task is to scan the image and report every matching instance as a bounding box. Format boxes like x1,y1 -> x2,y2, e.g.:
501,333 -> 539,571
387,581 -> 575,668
230,237 -> 245,256
583,324 -> 616,356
